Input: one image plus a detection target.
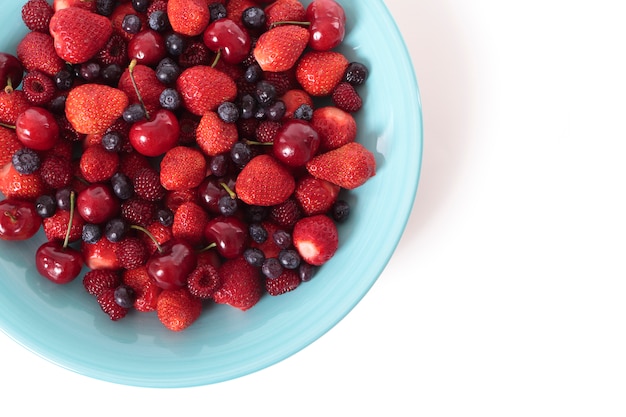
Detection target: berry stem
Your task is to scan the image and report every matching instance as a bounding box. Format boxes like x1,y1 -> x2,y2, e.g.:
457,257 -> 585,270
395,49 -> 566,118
0,122 -> 15,130
270,20 -> 311,29
130,224 -> 163,253
63,191 -> 76,249
211,49 -> 222,68
4,78 -> 13,94
220,182 -> 237,199
197,242 -> 217,253
128,59 -> 150,120
244,139 -> 273,146
3,211 -> 17,223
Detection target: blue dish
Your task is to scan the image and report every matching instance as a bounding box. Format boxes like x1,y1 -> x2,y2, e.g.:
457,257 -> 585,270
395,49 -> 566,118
0,0 -> 422,387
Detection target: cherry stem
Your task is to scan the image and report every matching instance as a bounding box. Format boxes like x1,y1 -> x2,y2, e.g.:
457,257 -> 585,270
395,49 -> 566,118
3,211 -> 17,223
197,242 -> 217,253
220,182 -> 237,199
63,191 -> 76,249
130,224 -> 163,253
0,122 -> 15,130
211,49 -> 221,68
244,139 -> 273,146
4,78 -> 13,94
270,20 -> 311,29
128,59 -> 150,120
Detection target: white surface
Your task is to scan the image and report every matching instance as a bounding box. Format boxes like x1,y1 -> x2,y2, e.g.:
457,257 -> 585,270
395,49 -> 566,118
2,0 -> 625,415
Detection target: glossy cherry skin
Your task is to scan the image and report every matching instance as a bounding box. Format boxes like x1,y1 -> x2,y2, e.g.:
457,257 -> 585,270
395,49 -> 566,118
146,238 -> 197,290
306,0 -> 346,51
76,184 -> 119,224
203,18 -> 251,65
15,107 -> 60,151
36,241 -> 84,284
0,199 -> 41,240
273,119 -> 320,167
197,176 -> 237,215
128,30 -> 167,66
129,109 -> 180,157
0,52 -> 24,88
204,216 -> 248,259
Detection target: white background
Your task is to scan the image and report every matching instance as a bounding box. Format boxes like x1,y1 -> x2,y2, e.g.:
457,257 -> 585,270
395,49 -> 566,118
2,0 -> 626,415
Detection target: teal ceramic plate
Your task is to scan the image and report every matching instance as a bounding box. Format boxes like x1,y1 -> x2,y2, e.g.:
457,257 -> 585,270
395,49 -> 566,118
0,0 -> 422,387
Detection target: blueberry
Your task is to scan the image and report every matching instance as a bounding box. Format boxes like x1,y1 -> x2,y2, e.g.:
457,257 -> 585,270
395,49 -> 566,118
243,247 -> 265,268
242,7 -> 266,29
165,33 -> 185,56
273,229 -> 292,249
96,0 -> 116,16
160,88 -> 181,110
79,62 -> 101,81
209,3 -> 227,21
156,58 -> 181,84
122,103 -> 146,123
104,218 -> 128,242
244,64 -> 262,83
217,101 -> 240,123
82,223 -> 102,244
240,94 -> 257,119
218,195 -> 238,216
111,172 -> 133,200
148,10 -> 169,32
261,257 -> 283,279
35,195 -> 56,218
230,141 -> 253,167
331,200 -> 350,222
246,205 -> 268,223
293,104 -> 313,121
157,208 -> 174,227
55,188 -> 72,211
54,68 -> 74,90
249,223 -> 268,243
298,262 -> 317,282
266,100 -> 286,121
131,0 -> 149,13
101,64 -> 123,86
278,249 -> 301,270
48,95 -> 67,114
114,285 -> 136,308
255,80 -> 277,106
209,154 -> 229,177
121,14 -> 142,34
344,62 -> 369,86
101,131 -> 123,152
12,148 -> 40,174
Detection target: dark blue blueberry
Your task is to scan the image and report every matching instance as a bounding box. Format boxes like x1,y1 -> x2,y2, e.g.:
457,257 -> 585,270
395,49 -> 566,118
157,208 -> 174,227
209,154 -> 229,177
101,64 -> 123,86
48,95 -> 67,114
121,14 -> 142,34
278,249 -> 301,270
82,223 -> 102,244
242,7 -> 266,29
249,223 -> 268,243
209,3 -> 227,21
255,80 -> 277,106
240,93 -> 257,119
218,195 -> 238,217
55,188 -> 72,211
104,218 -> 128,243
35,195 -> 56,219
114,285 -> 136,308
261,257 -> 283,279
148,10 -> 169,32
246,205 -> 268,223
159,88 -> 181,110
293,104 -> 314,121
343,62 -> 369,86
54,68 -> 74,90
298,262 -> 317,282
101,131 -> 123,152
79,61 -> 101,81
266,100 -> 286,121
165,33 -> 185,56
230,141 -> 253,167
331,200 -> 350,222
244,64 -> 262,83
131,0 -> 149,13
156,58 -> 181,84
96,0 -> 116,16
122,103 -> 146,123
12,148 -> 40,174
217,101 -> 240,123
272,229 -> 292,249
110,172 -> 133,200
243,247 -> 265,268
254,105 -> 267,120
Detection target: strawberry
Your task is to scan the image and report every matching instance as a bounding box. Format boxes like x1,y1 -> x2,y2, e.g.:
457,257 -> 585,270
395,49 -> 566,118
0,163 -> 46,201
0,127 -> 24,166
281,89 -> 313,119
122,266 -> 162,312
49,6 -> 113,64
83,269 -> 121,297
114,237 -> 148,270
332,82 -> 363,113
264,0 -> 307,30
265,269 -> 301,296
119,151 -> 152,180
294,174 -> 340,216
255,120 -> 282,143
167,0 -> 210,37
292,214 -> 338,266
165,188 -> 199,213
39,154 -> 73,190
226,0 -> 259,25
160,146 -> 207,191
0,89 -> 30,125
133,167 -> 166,202
65,84 -> 129,134
97,288 -> 128,321
82,237 -> 123,270
306,142 -> 376,190
53,0 -> 97,12
139,221 -> 173,255
172,201 -> 209,247
254,25 -> 310,72
117,64 -> 164,116
195,111 -> 239,156
213,256 -> 264,311
311,106 -> 357,151
186,264 -> 222,299
262,68 -> 299,97
156,288 -> 203,331
16,31 -> 65,77
43,209 -> 85,243
79,144 -> 119,183
235,154 -> 296,206
296,51 -> 349,96
176,66 -> 238,115
21,0 -> 54,33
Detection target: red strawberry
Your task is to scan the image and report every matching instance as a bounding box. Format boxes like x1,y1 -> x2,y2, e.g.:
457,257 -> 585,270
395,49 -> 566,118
292,214 -> 338,266
264,0 -> 306,30
196,111 -> 239,156
235,154 -> 296,206
0,127 -> 24,166
119,151 -> 152,180
79,144 -> 119,183
65,84 -> 129,134
296,51 -> 349,96
0,89 -> 30,125
43,209 -> 85,243
114,237 -> 149,270
306,142 -> 376,190
294,174 -> 340,216
332,82 -> 363,113
53,0 -> 97,12
117,64 -> 164,116
186,263 -> 222,299
39,154 -> 73,189
255,120 -> 282,143
167,0 -> 210,37
16,31 -> 65,77
49,6 -> 113,64
254,25 -> 310,72
160,146 -> 207,191
82,237 -> 123,270
156,288 -> 203,331
139,221 -> 173,255
281,89 -> 313,119
311,106 -> 357,151
97,288 -> 128,321
213,256 -> 264,311
265,269 -> 301,296
21,0 -> 54,33
83,269 -> 121,297
172,201 -> 209,246
165,188 -> 199,213
122,266 -> 162,312
226,0 -> 258,25
0,163 -> 46,201
176,66 -> 238,115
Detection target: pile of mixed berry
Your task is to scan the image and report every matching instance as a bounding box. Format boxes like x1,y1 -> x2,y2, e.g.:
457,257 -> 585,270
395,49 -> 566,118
0,0 -> 375,331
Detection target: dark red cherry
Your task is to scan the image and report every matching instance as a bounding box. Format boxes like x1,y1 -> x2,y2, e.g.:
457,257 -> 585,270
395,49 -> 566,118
0,52 -> 24,89
204,216 -> 248,259
128,30 -> 167,66
76,184 -> 120,224
272,119 -> 320,167
197,176 -> 237,215
35,241 -> 84,284
306,0 -> 346,51
129,109 -> 180,157
146,238 -> 197,290
203,18 -> 251,65
15,107 -> 60,151
0,198 -> 41,240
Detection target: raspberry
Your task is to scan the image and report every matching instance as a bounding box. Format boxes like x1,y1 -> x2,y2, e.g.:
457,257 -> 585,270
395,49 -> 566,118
39,154 -> 73,189
262,70 -> 297,97
114,237 -> 148,270
178,112 -> 200,145
83,269 -> 121,297
22,70 -> 56,106
97,288 -> 129,321
21,0 -> 54,33
147,0 -> 168,15
178,41 -> 212,68
57,116 -> 84,143
95,33 -> 129,67
120,198 -> 157,227
133,167 -> 166,202
331,82 -> 362,113
186,264 -> 222,299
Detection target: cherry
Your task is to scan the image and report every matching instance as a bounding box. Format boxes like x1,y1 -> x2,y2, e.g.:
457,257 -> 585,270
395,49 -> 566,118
129,109 -> 180,157
197,176 -> 237,215
0,198 -> 41,240
0,52 -> 24,89
204,216 -> 248,259
203,18 -> 251,65
306,0 -> 346,51
272,119 -> 320,167
76,184 -> 120,224
146,238 -> 197,290
15,107 -> 60,151
35,241 -> 84,284
128,30 -> 167,67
